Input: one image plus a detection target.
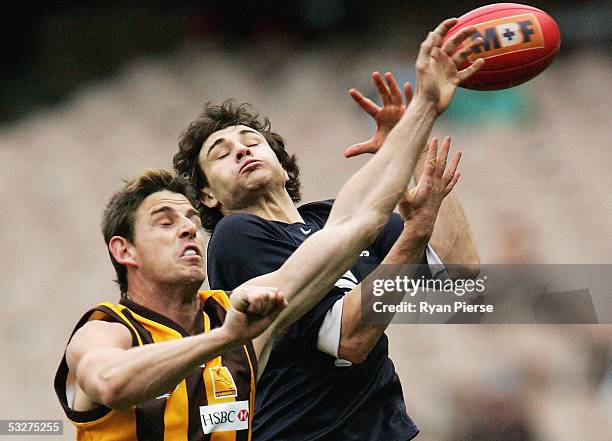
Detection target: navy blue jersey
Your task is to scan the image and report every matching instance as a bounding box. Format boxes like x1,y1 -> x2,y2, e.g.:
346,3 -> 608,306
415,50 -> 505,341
207,200 -> 420,441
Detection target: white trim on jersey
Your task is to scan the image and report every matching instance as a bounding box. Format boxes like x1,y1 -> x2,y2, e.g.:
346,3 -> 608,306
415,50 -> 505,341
316,297 -> 344,359
316,245 -> 448,360
426,244 -> 449,279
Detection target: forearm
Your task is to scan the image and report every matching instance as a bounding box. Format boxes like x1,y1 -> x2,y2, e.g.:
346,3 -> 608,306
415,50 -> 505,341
339,227 -> 428,362
79,327 -> 238,409
414,157 -> 480,274
251,222 -> 367,334
253,100 -> 439,350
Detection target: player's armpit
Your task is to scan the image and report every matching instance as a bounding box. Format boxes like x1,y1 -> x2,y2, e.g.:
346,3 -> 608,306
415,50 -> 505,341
65,320 -> 133,411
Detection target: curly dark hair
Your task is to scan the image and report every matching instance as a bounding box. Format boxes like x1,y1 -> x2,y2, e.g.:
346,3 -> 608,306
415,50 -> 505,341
101,169 -> 199,296
173,100 -> 301,233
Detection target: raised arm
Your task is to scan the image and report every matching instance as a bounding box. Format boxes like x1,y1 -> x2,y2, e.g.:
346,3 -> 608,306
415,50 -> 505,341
413,149 -> 480,277
345,38 -> 482,277
65,286 -> 285,411
339,136 -> 462,363
243,19 -> 484,371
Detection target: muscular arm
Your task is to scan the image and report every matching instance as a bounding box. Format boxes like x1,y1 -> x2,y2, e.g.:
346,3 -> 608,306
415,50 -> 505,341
413,156 -> 480,278
66,321 -> 238,411
66,288 -> 284,411
340,136 -> 463,363
339,225 -> 427,363
245,21 -> 484,372
345,34 -> 484,281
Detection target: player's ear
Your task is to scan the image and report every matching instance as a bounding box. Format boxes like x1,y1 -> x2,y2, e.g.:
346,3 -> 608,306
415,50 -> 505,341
201,187 -> 220,209
109,236 -> 138,268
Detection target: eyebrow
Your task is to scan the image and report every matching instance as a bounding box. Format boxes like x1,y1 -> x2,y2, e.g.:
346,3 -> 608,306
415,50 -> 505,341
150,205 -> 199,219
206,129 -> 261,157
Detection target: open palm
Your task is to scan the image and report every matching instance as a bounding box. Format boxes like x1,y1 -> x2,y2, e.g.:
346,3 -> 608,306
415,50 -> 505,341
399,137 -> 461,226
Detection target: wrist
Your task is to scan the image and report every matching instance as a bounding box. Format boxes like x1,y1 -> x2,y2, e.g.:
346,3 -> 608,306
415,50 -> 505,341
400,219 -> 433,245
410,94 -> 439,115
215,323 -> 247,350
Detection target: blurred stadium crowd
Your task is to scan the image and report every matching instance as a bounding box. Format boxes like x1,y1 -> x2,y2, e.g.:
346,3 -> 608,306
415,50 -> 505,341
0,1 -> 610,440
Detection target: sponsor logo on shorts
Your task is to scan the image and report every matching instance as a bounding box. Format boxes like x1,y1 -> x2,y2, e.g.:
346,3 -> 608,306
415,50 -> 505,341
209,366 -> 238,399
464,13 -> 544,61
199,400 -> 249,434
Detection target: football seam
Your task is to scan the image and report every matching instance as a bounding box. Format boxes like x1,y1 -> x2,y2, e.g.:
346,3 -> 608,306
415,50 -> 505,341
476,47 -> 559,72
454,4 -> 547,29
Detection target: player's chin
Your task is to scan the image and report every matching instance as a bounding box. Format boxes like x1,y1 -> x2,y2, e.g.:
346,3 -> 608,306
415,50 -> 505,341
244,170 -> 286,193
180,267 -> 206,284
242,170 -> 272,187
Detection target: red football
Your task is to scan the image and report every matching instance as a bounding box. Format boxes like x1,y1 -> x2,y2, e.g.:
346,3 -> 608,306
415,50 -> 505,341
443,3 -> 561,90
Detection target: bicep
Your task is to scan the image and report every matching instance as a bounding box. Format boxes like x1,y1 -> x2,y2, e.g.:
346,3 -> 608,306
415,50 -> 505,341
66,321 -> 132,388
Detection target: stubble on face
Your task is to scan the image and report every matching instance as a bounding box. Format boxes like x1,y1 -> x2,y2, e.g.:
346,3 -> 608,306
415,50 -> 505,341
131,191 -> 206,290
199,125 -> 288,211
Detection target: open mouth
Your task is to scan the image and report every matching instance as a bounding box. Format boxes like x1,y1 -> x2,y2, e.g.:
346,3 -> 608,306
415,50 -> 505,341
181,244 -> 201,258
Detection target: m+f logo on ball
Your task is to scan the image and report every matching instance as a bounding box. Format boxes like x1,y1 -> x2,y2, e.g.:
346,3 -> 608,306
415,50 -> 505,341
465,13 -> 545,60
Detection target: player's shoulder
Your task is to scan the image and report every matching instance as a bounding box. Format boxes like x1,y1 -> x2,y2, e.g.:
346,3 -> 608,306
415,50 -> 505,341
71,319 -> 132,347
298,199 -> 334,224
199,289 -> 231,310
212,213 -> 275,239
215,212 -> 266,230
209,213 -> 285,255
298,198 -> 334,213
217,212 -> 282,231
65,314 -> 133,367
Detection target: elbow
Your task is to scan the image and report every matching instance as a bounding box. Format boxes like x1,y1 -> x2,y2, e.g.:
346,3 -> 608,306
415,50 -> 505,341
93,372 -> 136,410
78,357 -> 132,410
97,369 -> 140,410
357,212 -> 388,245
448,254 -> 481,280
97,384 -> 127,410
81,376 -> 130,410
464,261 -> 481,279
338,339 -> 372,365
343,352 -> 368,365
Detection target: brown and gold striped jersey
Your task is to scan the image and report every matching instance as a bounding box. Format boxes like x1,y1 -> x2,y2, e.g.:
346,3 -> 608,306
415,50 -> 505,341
55,290 -> 258,441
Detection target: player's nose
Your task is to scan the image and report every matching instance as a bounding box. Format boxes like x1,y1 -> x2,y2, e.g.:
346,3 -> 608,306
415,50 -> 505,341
235,145 -> 252,162
179,217 -> 198,238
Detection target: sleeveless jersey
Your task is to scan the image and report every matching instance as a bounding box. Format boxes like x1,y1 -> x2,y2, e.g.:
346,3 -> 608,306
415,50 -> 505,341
54,290 -> 257,441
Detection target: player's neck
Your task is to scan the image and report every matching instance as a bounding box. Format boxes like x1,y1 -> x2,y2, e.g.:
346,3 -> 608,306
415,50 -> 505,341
126,278 -> 201,333
227,188 -> 303,224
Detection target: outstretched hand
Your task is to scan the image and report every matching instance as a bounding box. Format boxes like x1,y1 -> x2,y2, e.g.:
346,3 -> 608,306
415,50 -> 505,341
415,18 -> 484,114
399,137 -> 461,237
345,72 -> 412,158
345,19 -> 483,157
